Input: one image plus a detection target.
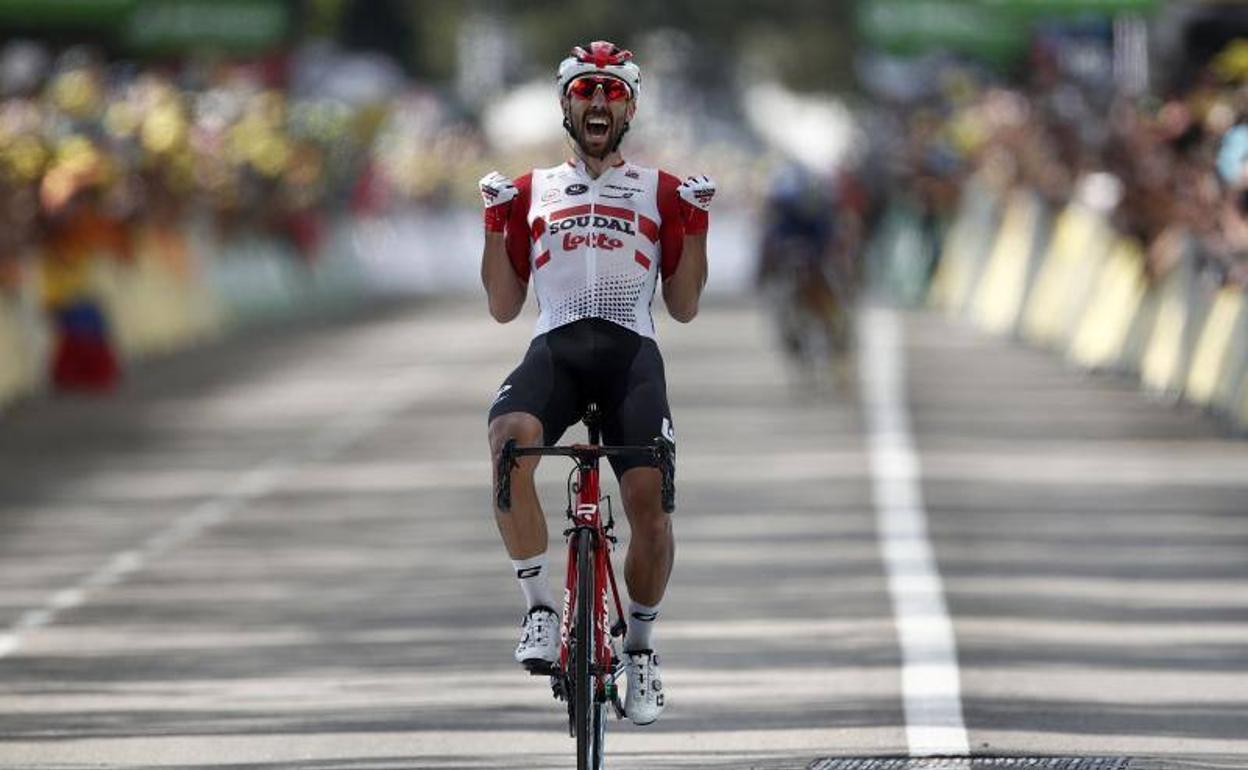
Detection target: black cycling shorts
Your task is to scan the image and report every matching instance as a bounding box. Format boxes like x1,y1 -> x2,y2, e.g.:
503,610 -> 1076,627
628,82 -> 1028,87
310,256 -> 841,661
488,318 -> 674,477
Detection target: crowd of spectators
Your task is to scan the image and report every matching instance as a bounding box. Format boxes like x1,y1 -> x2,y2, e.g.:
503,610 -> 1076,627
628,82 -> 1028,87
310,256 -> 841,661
0,39 -> 768,289
881,36 -> 1248,292
0,43 -> 403,290
0,42 -> 477,389
0,39 -> 775,392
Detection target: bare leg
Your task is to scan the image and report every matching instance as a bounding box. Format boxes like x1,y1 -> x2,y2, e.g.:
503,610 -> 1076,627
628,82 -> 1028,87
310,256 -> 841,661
489,413 -> 547,559
619,466 -> 674,605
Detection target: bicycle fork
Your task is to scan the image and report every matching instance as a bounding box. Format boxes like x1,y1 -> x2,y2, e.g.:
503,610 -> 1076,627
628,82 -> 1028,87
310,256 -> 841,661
555,467 -> 628,719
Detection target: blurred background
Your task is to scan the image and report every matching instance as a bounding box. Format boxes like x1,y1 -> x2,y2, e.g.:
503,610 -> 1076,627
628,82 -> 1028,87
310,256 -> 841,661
3,6 -> 1248,764
0,0 -> 1245,430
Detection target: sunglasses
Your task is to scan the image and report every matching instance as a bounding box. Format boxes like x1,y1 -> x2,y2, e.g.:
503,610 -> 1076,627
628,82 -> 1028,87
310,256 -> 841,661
566,76 -> 631,102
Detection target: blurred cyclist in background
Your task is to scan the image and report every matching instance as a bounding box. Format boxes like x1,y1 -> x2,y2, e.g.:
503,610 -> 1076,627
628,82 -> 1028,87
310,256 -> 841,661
477,41 -> 716,727
756,162 -> 855,394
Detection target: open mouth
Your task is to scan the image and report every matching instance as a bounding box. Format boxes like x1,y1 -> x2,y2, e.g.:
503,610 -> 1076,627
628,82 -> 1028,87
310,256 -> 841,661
584,114 -> 611,140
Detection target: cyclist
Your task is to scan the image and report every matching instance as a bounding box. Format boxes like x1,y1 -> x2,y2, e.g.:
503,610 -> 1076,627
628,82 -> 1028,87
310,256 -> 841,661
478,41 -> 715,727
756,162 -> 852,390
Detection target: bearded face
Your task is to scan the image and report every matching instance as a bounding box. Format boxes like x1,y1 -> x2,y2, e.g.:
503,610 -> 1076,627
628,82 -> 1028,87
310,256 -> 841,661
562,78 -> 636,159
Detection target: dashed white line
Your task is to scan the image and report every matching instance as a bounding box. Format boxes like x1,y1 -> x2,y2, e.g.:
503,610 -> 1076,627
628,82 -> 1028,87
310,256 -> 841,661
0,369 -> 431,660
860,304 -> 970,756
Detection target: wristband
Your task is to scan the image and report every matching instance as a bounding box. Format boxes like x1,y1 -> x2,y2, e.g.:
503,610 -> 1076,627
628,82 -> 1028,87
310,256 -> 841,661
483,204 -> 509,233
681,206 -> 708,235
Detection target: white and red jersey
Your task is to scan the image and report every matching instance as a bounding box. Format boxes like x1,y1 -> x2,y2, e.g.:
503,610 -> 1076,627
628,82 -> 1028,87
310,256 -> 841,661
504,158 -> 687,339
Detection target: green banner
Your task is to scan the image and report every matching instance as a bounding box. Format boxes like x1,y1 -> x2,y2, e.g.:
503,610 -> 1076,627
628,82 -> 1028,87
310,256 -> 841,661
979,0 -> 1159,14
0,0 -> 290,52
122,0 -> 290,52
858,0 -> 1160,63
0,0 -> 136,25
859,0 -> 1030,63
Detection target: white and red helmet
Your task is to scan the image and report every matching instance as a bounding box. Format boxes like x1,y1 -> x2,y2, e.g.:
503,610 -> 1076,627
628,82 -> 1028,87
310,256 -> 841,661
556,41 -> 641,99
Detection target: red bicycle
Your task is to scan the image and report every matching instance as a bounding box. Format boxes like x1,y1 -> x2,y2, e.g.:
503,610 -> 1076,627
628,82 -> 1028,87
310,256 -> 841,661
497,403 -> 674,770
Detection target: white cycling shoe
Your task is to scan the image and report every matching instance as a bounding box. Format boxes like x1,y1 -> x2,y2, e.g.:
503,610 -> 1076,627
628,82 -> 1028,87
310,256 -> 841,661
624,649 -> 665,725
514,606 -> 559,668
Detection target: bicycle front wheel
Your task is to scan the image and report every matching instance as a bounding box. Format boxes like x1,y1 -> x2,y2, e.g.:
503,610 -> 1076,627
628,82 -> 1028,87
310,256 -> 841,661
573,531 -> 605,770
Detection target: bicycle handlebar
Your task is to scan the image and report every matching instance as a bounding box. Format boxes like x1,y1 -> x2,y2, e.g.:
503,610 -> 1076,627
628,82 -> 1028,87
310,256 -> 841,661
496,439 -> 675,514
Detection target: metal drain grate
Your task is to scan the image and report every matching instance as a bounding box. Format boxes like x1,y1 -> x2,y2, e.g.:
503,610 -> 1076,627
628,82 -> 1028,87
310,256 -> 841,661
808,758 -> 1130,770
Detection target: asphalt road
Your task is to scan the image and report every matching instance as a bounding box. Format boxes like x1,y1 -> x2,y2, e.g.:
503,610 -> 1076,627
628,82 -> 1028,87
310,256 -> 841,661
0,297 -> 1245,770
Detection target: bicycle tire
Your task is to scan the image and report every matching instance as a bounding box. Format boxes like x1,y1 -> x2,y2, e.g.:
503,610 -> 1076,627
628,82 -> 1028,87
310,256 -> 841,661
592,693 -> 606,769
573,531 -> 602,770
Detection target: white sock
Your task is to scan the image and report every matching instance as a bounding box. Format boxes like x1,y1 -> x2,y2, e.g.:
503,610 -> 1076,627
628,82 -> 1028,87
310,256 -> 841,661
624,600 -> 661,652
512,554 -> 556,611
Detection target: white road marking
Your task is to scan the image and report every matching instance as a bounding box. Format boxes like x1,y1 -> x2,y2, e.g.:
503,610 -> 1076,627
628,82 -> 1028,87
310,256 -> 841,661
860,304 -> 970,756
4,727 -> 1248,768
0,368 -> 435,661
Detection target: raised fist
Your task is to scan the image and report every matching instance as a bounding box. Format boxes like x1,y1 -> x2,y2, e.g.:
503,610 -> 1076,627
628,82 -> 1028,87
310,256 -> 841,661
479,171 -> 518,232
677,175 -> 716,211
676,175 -> 715,234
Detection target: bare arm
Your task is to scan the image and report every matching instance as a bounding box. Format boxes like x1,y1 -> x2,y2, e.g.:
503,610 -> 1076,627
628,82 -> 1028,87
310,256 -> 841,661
662,174 -> 716,322
481,231 -> 527,322
662,233 -> 707,322
477,171 -> 529,322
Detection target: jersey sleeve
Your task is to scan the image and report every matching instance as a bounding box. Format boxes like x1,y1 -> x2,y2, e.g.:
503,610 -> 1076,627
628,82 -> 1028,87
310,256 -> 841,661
657,170 -> 684,280
505,172 -> 534,283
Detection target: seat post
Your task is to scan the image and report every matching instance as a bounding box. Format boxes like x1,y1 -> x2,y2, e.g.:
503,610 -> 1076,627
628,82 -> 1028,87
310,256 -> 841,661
583,403 -> 602,445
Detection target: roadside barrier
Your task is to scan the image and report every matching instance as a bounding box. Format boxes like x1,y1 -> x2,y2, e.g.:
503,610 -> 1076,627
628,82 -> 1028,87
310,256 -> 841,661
869,198 -> 940,307
921,181 -> 1248,435
97,233 -> 224,361
929,178 -> 1001,314
1187,287 -> 1246,408
1140,252 -> 1217,399
0,291 -> 41,409
968,189 -> 1047,336
1020,202 -> 1117,350
1067,237 -> 1149,372
0,215 -> 371,413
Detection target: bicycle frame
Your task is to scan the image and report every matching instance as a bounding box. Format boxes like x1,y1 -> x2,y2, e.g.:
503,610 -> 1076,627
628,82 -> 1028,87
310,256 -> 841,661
558,444 -> 628,698
495,408 -> 675,762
